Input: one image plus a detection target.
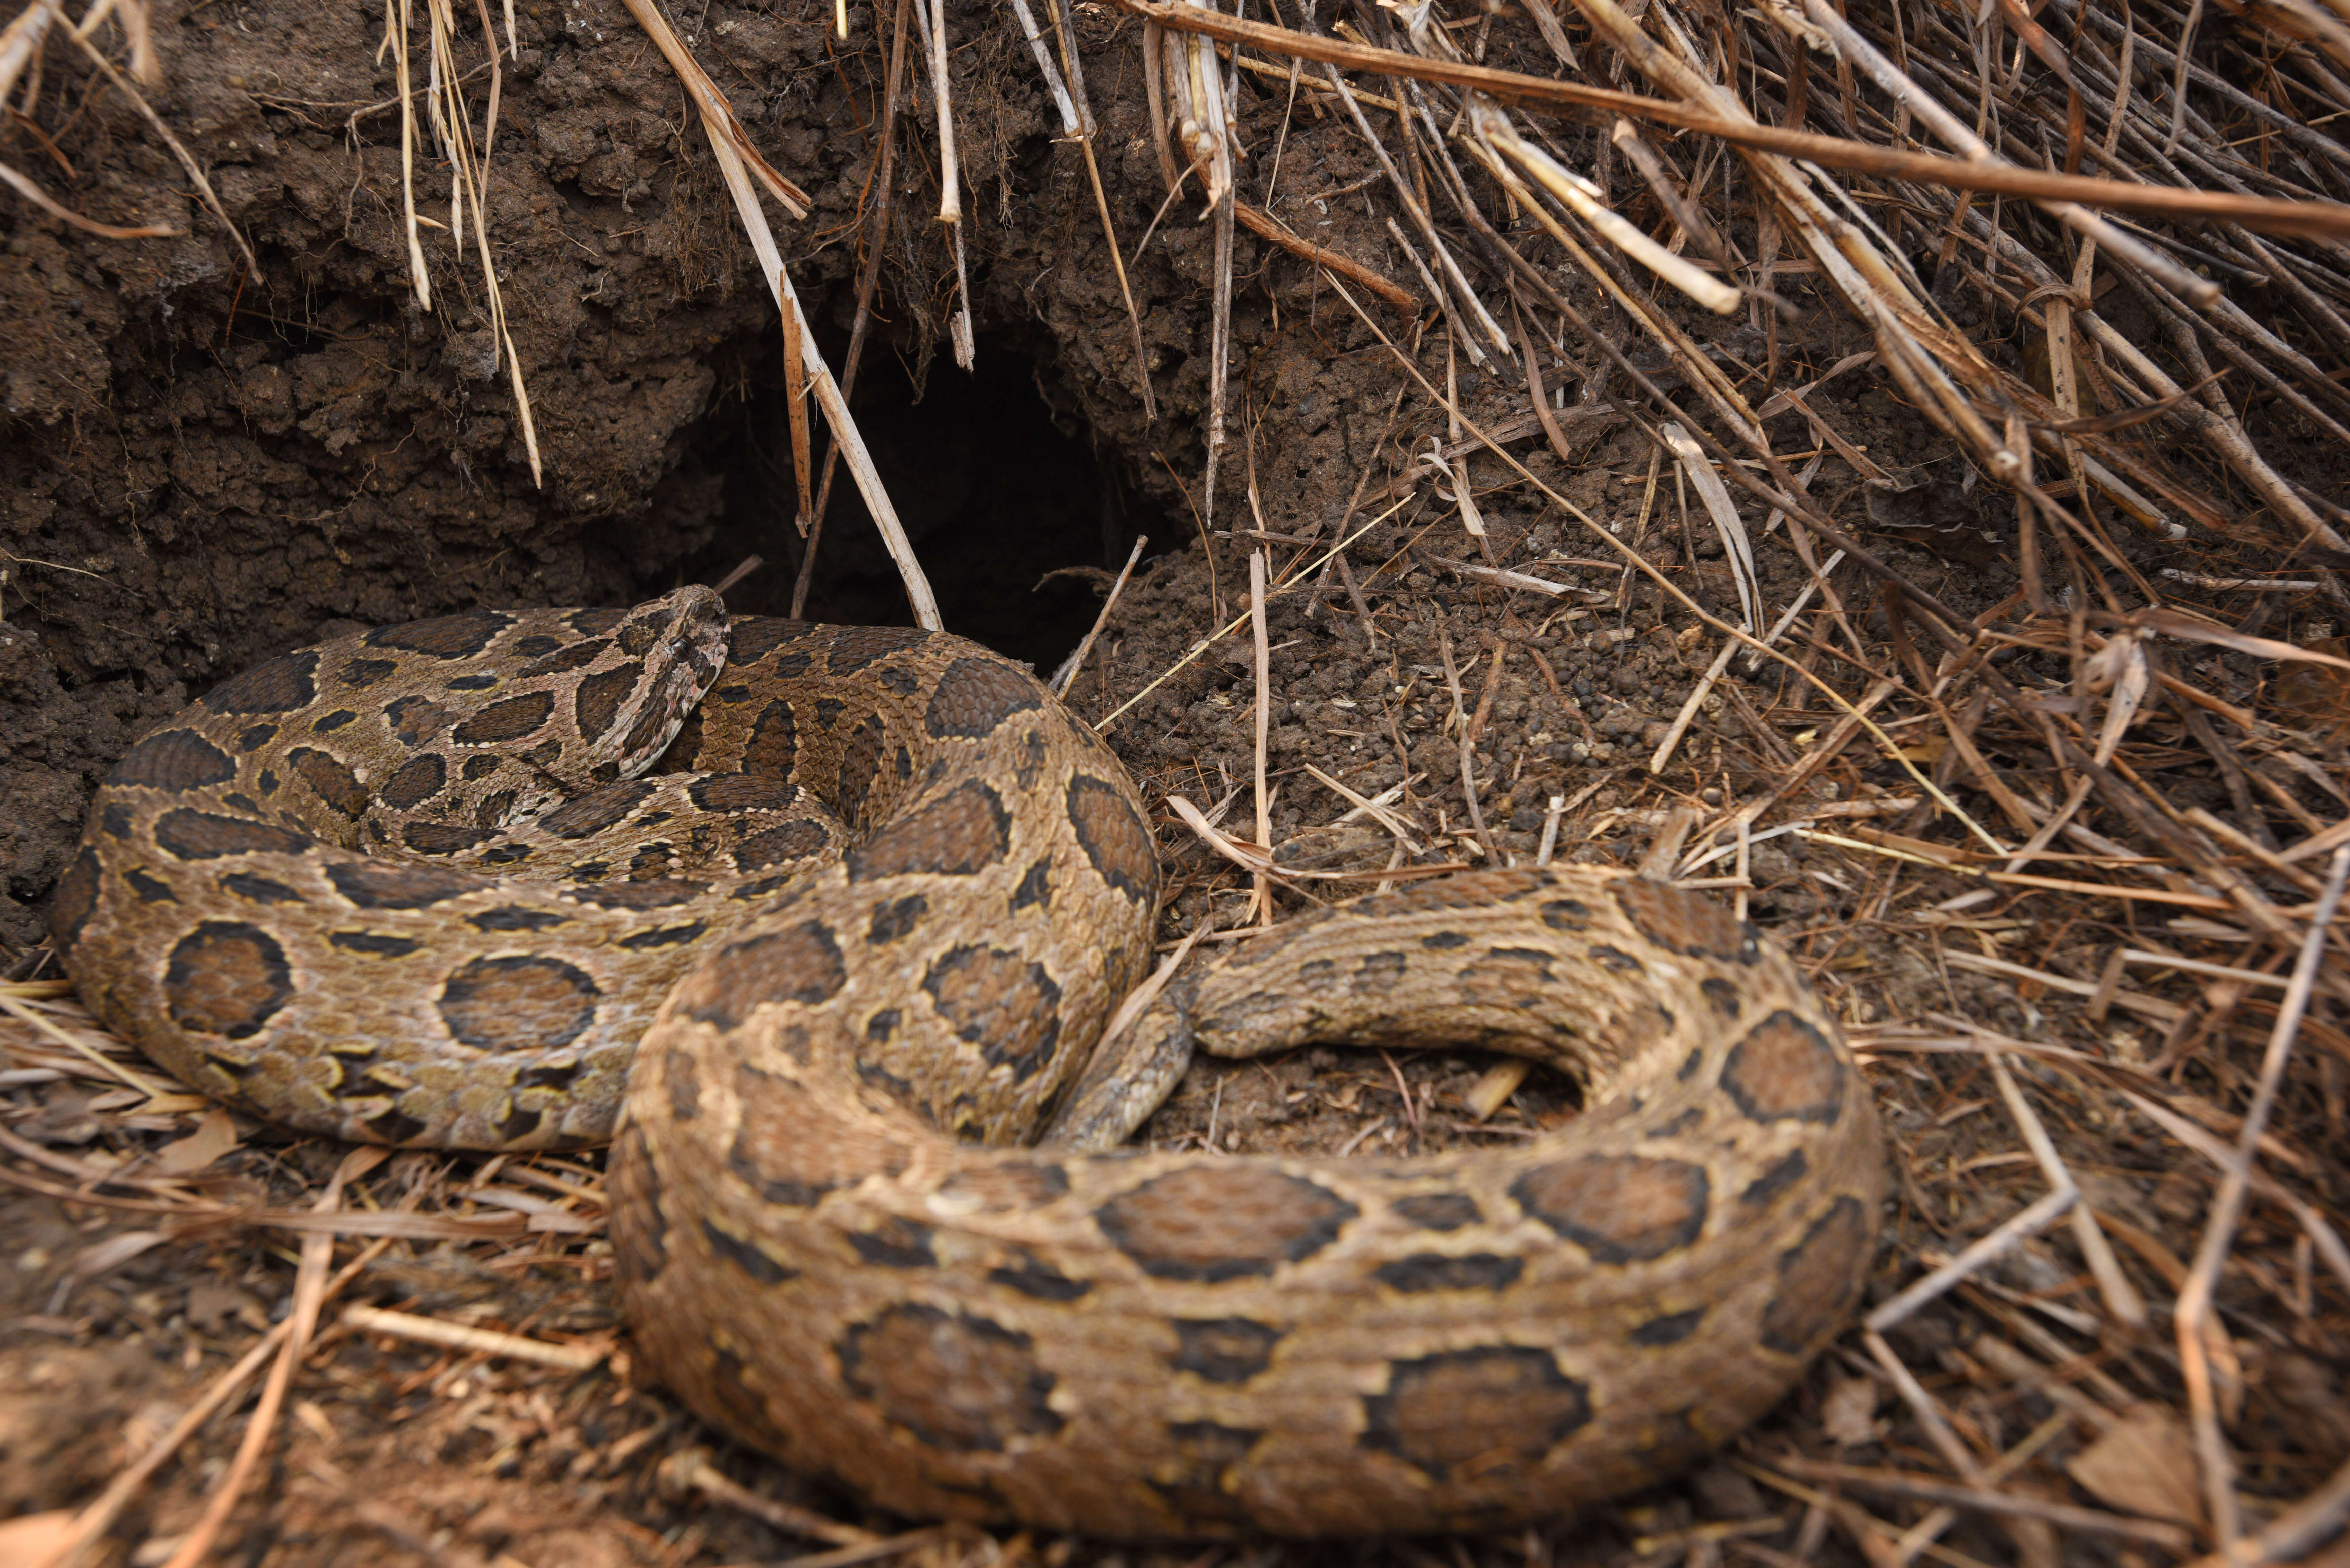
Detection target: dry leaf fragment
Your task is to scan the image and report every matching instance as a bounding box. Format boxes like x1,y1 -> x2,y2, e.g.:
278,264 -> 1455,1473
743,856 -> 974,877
1821,1374 -> 1883,1446
60,1230 -> 169,1306
0,1508 -> 77,1568
154,1108 -> 241,1176
2273,635 -> 2350,738
2065,1402 -> 2203,1526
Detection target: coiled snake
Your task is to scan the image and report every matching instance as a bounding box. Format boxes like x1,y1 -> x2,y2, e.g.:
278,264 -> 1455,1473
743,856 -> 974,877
51,587 -> 1885,1539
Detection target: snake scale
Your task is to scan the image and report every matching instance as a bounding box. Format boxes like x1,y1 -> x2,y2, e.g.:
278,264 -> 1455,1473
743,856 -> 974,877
51,586 -> 1885,1539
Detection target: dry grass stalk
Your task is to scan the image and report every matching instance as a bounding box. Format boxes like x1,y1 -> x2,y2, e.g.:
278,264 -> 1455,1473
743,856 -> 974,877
1046,0 -> 1157,420
1249,547 -> 1273,924
2174,845 -> 2350,1554
707,1525 -> 962,1568
919,0 -> 959,226
792,0 -> 911,618
1005,0 -> 1157,417
0,0 -> 58,90
340,1304 -> 603,1370
1148,6 -> 1238,519
1797,0 -> 2216,308
1650,546 -> 1845,774
66,0 -> 153,84
0,154 -> 176,238
156,1147 -> 383,1568
620,3 -> 938,630
35,10 -> 249,272
0,989 -> 167,1098
1050,533 -> 1150,698
671,1455 -> 880,1547
1325,267 -> 2006,848
1096,496 -> 1410,731
416,0 -> 541,484
1436,628 -> 1499,862
1119,0 -> 2350,232
1474,104 -> 1738,313
1164,793 -> 1458,886
1658,423 -> 1761,633
386,0 -> 431,310
611,0 -> 806,217
39,1235 -> 401,1568
1006,0 -> 1079,130
1320,65 -> 1507,362
1776,1454 -> 2194,1549
1233,201 -> 1416,310
904,0 -> 972,367
776,236 -> 814,538
1301,763 -> 1426,855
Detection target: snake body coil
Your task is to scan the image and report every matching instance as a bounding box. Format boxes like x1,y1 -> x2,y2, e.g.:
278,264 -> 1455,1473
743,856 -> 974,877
54,589 -> 1885,1539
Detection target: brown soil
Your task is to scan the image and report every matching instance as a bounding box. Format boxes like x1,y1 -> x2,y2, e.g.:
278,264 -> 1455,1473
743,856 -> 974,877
5,0 -> 2348,1565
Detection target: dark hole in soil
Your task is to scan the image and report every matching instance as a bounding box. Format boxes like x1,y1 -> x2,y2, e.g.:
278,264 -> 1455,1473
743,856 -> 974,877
682,332 -> 1143,675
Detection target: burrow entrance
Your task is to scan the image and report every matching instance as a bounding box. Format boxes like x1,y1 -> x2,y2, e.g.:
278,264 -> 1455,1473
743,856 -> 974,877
677,331 -> 1148,674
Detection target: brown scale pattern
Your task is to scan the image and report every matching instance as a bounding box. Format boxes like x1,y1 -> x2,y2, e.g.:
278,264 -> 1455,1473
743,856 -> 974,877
64,590 -> 1887,1539
617,827 -> 1886,1537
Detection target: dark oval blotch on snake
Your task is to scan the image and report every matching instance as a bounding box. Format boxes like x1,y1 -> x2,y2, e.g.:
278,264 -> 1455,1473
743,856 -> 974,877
55,588 -> 1886,1539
